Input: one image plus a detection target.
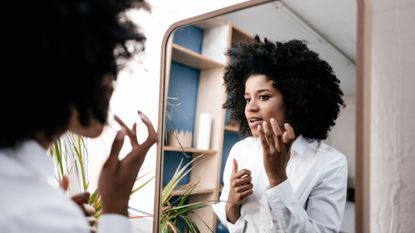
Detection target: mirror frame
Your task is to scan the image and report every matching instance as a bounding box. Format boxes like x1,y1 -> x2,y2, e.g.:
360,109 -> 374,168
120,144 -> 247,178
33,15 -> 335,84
155,1 -> 370,232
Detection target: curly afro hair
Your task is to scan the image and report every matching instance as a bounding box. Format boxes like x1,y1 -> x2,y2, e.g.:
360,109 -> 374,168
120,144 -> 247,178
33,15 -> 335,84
223,36 -> 344,140
1,0 -> 149,148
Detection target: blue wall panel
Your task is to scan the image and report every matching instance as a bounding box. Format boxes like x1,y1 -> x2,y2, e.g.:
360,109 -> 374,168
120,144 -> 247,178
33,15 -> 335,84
166,61 -> 200,133
220,132 -> 241,184
173,25 -> 204,53
163,151 -> 192,186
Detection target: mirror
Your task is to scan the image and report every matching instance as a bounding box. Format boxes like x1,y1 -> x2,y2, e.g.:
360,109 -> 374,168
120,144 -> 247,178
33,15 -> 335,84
156,0 -> 356,232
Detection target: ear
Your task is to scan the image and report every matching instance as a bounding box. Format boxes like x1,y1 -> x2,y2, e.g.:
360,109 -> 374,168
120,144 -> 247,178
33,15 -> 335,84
68,106 -> 104,138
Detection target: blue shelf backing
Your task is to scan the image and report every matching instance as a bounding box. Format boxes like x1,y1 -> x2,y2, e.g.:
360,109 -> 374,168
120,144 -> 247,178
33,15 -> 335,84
166,61 -> 200,134
173,25 -> 204,53
220,131 -> 241,184
163,151 -> 192,187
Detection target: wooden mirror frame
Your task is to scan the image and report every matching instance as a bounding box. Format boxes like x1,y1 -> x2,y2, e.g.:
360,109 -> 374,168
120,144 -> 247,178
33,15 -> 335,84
154,0 -> 370,232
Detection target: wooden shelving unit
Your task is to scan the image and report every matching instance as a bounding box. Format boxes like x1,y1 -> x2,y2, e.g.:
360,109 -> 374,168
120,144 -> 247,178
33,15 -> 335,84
163,18 -> 253,232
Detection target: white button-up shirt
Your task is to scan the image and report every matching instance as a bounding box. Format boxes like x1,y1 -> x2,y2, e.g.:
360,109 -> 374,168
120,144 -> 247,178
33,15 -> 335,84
0,140 -> 132,233
212,135 -> 347,233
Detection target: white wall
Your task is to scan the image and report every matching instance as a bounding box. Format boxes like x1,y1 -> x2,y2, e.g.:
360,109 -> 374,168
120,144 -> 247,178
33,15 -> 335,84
328,96 -> 356,180
369,1 -> 415,232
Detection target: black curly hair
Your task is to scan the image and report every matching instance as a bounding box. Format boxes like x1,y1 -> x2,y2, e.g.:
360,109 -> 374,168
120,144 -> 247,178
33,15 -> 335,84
223,36 -> 344,140
1,0 -> 149,148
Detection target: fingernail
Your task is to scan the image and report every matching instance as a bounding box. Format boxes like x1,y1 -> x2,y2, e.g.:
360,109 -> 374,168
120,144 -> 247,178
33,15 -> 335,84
117,129 -> 126,140
270,118 -> 275,123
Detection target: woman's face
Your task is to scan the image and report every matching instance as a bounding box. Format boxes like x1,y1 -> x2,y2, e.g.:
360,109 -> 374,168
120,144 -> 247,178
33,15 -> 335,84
244,74 -> 286,137
69,75 -> 114,138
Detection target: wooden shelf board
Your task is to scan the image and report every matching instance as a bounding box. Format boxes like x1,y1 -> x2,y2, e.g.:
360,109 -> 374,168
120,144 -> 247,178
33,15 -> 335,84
171,186 -> 216,196
172,44 -> 225,70
164,146 -> 216,155
224,125 -> 239,132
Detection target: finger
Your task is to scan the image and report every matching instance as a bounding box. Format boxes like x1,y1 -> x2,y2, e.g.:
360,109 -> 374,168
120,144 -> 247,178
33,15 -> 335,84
239,189 -> 254,200
138,111 -> 158,146
114,115 -> 139,147
234,176 -> 252,186
235,183 -> 253,193
232,159 -> 238,174
257,124 -> 269,154
270,118 -> 283,151
104,129 -> 125,169
283,123 -> 296,145
263,121 -> 276,152
59,175 -> 70,192
90,225 -> 97,233
87,216 -> 97,228
71,192 -> 90,204
235,169 -> 251,179
82,203 -> 95,216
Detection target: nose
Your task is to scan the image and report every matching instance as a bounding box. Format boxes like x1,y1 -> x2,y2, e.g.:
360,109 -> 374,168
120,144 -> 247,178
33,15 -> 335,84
246,99 -> 259,112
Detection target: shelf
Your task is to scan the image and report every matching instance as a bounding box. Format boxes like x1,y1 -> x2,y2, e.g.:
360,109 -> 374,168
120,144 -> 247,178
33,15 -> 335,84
171,186 -> 216,196
164,146 -> 216,155
172,44 -> 225,70
224,125 -> 239,132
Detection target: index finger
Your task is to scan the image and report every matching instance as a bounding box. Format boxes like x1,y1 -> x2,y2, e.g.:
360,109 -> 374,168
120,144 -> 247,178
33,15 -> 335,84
138,111 -> 158,146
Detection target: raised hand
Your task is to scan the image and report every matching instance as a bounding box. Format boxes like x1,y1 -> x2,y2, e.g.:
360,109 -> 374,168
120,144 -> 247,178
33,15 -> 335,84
98,111 -> 157,216
258,118 -> 295,187
225,159 -> 253,223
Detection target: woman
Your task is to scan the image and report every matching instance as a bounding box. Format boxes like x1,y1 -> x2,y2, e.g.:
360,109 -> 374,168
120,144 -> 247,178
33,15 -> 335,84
213,37 -> 347,232
0,0 -> 156,233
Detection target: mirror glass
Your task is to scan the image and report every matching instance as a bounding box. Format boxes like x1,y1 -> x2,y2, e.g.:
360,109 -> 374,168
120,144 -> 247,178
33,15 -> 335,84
159,1 -> 356,232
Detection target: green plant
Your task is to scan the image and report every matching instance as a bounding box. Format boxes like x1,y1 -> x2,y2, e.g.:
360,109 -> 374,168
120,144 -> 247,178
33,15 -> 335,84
160,155 -> 213,233
49,132 -> 153,218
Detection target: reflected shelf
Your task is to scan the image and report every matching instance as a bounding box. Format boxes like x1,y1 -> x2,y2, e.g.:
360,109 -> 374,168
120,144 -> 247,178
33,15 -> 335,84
224,125 -> 239,132
170,186 -> 216,196
163,146 -> 216,155
171,44 -> 225,70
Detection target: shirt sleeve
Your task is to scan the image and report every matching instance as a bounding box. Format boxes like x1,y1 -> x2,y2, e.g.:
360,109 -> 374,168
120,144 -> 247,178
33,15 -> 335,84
97,214 -> 132,233
262,156 -> 348,233
211,144 -> 247,233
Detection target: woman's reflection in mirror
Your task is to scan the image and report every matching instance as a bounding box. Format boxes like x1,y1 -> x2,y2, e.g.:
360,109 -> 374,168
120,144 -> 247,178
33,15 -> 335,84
212,36 -> 347,232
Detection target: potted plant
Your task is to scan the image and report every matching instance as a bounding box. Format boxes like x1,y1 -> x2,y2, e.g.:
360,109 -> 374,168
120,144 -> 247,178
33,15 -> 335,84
49,132 -> 153,218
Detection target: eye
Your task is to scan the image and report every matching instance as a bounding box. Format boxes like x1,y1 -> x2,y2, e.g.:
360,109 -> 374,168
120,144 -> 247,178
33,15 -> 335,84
258,95 -> 270,101
244,98 -> 251,103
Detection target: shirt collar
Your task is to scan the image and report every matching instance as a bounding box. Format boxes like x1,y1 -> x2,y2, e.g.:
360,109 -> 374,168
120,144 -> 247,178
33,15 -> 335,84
291,135 -> 319,156
14,140 -> 55,179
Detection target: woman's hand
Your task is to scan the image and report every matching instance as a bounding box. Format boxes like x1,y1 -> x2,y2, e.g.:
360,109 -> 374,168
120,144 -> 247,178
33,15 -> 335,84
98,111 -> 157,216
59,176 -> 97,233
226,159 -> 253,223
258,118 -> 295,187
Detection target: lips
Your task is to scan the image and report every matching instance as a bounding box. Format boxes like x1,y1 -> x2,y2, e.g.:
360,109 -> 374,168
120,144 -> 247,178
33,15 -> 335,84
248,117 -> 263,128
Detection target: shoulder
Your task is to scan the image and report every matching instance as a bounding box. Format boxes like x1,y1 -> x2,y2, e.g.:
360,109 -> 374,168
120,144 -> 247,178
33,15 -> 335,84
319,142 -> 347,165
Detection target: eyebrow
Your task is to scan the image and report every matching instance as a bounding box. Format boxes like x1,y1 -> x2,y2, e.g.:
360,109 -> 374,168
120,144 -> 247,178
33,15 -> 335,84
244,89 -> 271,95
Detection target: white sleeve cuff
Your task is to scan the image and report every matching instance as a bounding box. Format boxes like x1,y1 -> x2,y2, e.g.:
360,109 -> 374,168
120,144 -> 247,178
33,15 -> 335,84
226,216 -> 246,232
265,179 -> 296,208
265,180 -> 307,224
98,214 -> 132,233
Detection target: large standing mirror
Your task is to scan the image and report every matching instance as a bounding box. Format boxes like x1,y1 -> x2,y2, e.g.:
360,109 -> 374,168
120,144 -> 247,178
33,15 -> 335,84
155,0 -> 357,232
